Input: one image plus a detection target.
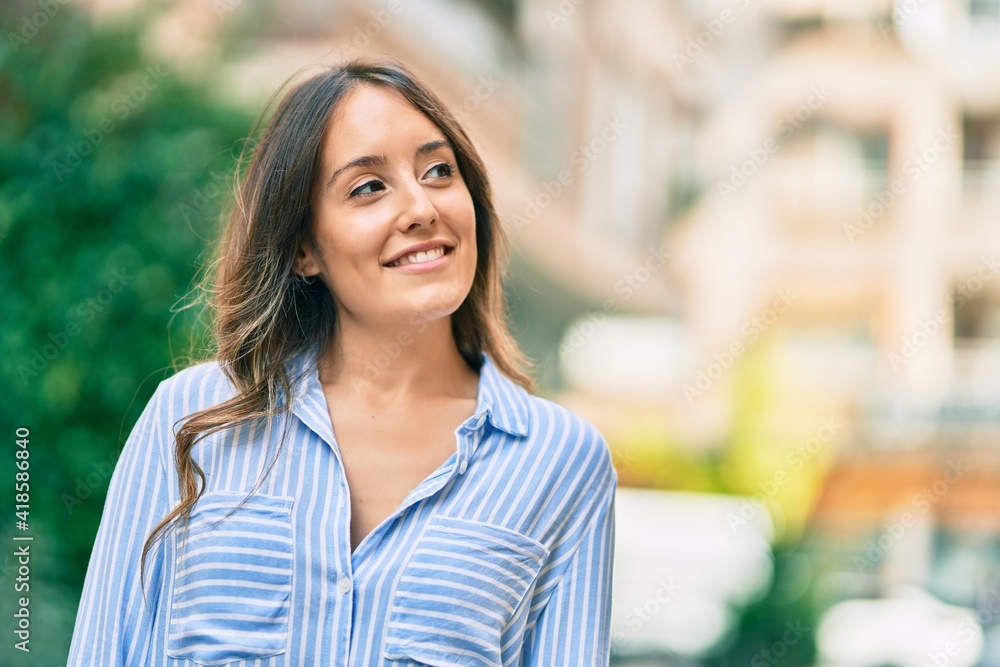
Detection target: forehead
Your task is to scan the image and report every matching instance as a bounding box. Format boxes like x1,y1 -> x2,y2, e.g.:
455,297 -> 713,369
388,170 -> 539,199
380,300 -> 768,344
323,84 -> 445,161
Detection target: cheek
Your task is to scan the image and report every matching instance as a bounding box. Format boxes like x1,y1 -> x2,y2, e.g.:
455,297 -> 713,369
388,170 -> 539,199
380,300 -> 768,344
441,187 -> 477,239
456,194 -> 477,264
446,193 -> 477,271
314,218 -> 385,286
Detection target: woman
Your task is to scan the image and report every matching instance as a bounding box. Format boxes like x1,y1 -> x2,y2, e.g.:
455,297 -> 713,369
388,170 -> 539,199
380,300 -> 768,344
68,58 -> 617,666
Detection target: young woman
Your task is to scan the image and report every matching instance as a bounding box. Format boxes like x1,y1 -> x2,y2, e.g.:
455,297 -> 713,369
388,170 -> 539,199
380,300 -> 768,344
68,59 -> 617,666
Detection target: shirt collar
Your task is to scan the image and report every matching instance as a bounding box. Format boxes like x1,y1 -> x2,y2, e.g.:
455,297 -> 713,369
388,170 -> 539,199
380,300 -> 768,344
284,348 -> 532,449
472,351 -> 532,437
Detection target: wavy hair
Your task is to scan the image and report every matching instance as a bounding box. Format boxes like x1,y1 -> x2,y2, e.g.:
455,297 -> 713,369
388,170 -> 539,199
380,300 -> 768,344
140,58 -> 536,583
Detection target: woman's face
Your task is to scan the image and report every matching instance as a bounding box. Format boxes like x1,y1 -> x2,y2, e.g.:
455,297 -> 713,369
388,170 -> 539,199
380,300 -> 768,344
299,84 -> 477,330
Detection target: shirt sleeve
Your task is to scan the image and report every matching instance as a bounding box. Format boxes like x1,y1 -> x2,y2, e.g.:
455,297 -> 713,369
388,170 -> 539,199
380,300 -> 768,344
67,383 -> 172,666
519,473 -> 617,666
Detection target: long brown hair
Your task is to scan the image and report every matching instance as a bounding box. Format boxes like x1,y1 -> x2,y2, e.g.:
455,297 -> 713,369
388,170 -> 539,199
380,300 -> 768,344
141,58 -> 536,582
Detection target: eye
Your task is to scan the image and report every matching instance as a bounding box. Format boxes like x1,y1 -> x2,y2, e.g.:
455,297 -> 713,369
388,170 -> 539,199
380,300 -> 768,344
425,162 -> 455,179
349,179 -> 386,198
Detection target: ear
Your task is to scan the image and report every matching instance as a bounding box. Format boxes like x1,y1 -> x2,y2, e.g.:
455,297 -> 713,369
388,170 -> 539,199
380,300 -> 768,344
296,240 -> 322,277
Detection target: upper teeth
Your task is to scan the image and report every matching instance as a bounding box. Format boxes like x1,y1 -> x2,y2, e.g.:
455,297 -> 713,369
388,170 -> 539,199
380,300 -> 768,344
389,246 -> 446,267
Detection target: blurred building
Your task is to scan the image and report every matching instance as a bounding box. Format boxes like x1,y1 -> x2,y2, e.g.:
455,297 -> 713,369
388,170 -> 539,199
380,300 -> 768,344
653,0 -> 1000,662
516,0 -> 1000,660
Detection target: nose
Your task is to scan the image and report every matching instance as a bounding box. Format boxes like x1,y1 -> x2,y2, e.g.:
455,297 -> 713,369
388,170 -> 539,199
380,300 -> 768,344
395,175 -> 438,231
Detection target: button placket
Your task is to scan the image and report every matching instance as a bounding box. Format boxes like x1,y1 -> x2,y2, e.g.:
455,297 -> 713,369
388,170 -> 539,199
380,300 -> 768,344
456,413 -> 486,476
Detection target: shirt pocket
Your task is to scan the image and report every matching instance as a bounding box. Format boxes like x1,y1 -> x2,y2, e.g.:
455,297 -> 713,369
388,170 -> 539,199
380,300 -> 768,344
166,491 -> 295,666
382,515 -> 550,667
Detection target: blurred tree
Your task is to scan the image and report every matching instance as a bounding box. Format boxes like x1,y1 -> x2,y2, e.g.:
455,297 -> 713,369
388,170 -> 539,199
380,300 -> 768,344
706,336 -> 822,665
0,5 -> 252,663
705,541 -> 818,667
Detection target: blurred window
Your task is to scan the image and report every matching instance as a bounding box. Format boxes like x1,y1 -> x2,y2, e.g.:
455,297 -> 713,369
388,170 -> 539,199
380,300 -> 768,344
466,0 -> 518,33
969,0 -> 1000,23
953,286 -> 1000,340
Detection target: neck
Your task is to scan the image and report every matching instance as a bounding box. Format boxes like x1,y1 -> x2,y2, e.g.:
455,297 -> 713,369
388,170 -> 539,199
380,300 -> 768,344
317,314 -> 479,409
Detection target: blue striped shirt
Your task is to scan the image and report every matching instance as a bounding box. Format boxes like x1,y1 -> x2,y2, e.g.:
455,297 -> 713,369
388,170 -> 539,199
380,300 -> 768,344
68,350 -> 617,666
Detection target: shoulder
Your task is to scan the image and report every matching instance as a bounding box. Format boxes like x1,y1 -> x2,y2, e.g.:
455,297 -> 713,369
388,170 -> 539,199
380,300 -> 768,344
149,360 -> 237,421
520,392 -> 618,490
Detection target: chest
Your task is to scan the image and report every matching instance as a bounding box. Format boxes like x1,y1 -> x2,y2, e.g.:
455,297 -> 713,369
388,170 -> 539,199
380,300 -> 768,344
328,400 -> 477,552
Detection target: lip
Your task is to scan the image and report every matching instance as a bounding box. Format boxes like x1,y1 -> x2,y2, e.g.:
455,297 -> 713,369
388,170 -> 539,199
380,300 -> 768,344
384,245 -> 454,274
383,239 -> 453,267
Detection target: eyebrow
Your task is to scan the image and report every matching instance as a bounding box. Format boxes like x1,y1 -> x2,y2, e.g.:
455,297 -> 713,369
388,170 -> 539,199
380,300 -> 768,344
325,140 -> 454,191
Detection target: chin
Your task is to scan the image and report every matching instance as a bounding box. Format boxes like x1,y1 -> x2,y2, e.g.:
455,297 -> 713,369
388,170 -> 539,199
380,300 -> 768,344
409,285 -> 470,319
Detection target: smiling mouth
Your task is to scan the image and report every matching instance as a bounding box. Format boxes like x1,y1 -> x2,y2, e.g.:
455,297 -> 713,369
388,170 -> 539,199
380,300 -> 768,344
385,245 -> 452,268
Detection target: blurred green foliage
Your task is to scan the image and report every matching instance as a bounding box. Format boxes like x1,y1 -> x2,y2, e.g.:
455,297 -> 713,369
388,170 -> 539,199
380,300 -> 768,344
0,5 -> 252,662
608,336 -> 822,664
704,542 -> 818,667
714,337 -> 819,665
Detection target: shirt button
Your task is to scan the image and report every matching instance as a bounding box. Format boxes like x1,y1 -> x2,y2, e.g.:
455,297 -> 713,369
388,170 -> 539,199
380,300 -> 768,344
337,576 -> 352,595
458,460 -> 468,474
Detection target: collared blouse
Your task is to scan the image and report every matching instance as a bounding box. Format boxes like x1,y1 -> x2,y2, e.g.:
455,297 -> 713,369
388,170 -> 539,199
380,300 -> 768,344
68,350 -> 617,666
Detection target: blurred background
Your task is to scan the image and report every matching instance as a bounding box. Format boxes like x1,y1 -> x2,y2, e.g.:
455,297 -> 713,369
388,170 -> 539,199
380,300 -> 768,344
2,0 -> 1000,664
